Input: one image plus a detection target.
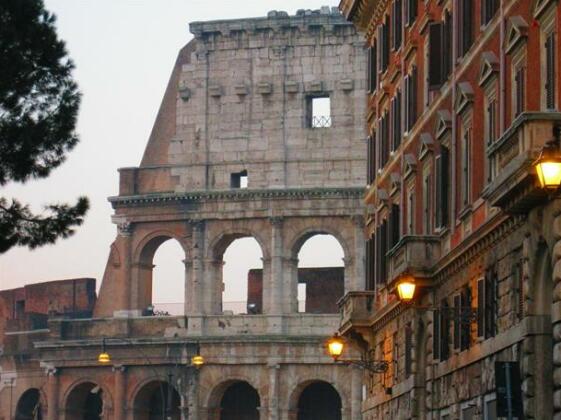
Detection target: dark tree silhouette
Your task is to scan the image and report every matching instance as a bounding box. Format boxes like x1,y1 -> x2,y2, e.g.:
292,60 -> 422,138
0,0 -> 88,253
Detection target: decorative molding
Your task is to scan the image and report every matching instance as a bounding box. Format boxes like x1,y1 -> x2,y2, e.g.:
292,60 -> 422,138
403,154 -> 418,180
117,222 -> 133,237
390,173 -> 401,197
505,16 -> 529,55
478,52 -> 500,87
435,110 -> 452,140
455,82 -> 475,114
534,0 -> 556,19
109,187 -> 365,208
418,133 -> 435,161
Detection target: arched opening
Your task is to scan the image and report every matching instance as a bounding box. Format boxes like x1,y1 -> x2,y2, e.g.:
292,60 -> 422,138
65,382 -> 104,420
220,236 -> 263,314
15,388 -> 43,420
296,234 -> 345,313
297,381 -> 342,420
132,380 -> 181,420
137,235 -> 186,316
220,381 -> 260,420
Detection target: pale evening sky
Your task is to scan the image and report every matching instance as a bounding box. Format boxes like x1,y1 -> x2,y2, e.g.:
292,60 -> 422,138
0,0 -> 345,308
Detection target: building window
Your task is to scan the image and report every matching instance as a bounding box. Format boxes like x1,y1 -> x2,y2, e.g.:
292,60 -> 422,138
392,0 -> 403,50
435,147 -> 449,229
443,11 -> 453,80
514,66 -> 526,117
458,0 -> 474,57
483,394 -> 497,420
392,332 -> 399,383
307,96 -> 331,128
365,236 -> 376,290
389,203 -> 401,248
231,170 -> 248,189
375,219 -> 388,284
407,187 -> 415,234
368,42 -> 377,94
379,16 -> 390,73
406,0 -> 417,26
545,31 -> 556,109
367,134 -> 376,184
391,91 -> 402,151
461,126 -> 472,207
478,268 -> 498,339
422,169 -> 432,234
428,23 -> 444,90
485,95 -> 497,182
405,67 -> 418,132
437,299 -> 450,361
456,286 -> 472,351
481,0 -> 498,25
379,112 -> 390,169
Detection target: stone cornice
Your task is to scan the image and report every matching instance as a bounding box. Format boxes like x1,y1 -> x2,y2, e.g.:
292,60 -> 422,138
109,187 -> 365,208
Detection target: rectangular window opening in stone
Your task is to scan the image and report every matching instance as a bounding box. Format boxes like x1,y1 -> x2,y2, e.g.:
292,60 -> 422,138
298,282 -> 306,312
230,170 -> 248,189
308,96 -> 332,128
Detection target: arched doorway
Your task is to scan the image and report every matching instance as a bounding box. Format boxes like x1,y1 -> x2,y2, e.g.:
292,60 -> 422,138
65,382 -> 104,420
297,381 -> 342,420
136,235 -> 186,316
220,381 -> 260,420
132,380 -> 181,420
15,388 -> 43,420
295,233 -> 345,313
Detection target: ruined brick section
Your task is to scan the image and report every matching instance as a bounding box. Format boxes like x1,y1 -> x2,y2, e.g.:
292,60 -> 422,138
248,267 -> 344,314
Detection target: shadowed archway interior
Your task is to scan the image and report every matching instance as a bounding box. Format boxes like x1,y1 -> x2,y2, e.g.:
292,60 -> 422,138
133,380 -> 181,420
15,388 -> 43,420
297,381 -> 342,420
220,381 -> 260,420
65,382 -> 103,420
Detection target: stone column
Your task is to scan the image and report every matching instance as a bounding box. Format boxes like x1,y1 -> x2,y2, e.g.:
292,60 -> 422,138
283,257 -> 299,313
350,366 -> 363,420
183,260 -> 193,315
204,259 -> 224,314
117,222 -> 133,311
269,217 -> 284,314
186,368 -> 200,420
113,365 -> 126,420
351,215 -> 366,292
46,368 -> 59,420
268,364 -> 280,420
190,221 -> 205,314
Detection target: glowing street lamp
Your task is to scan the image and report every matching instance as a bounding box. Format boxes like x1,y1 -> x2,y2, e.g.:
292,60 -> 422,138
326,333 -> 345,361
396,275 -> 416,304
535,125 -> 561,189
326,333 -> 388,373
98,339 -> 111,364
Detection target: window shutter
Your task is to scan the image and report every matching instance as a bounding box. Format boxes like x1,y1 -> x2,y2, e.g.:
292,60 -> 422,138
396,90 -> 402,148
441,147 -> 449,225
440,300 -> 450,361
460,0 -> 473,56
395,0 -> 402,49
407,0 -> 417,26
515,67 -> 525,116
411,66 -> 418,127
435,155 -> 443,228
366,237 -> 376,290
380,220 -> 388,283
390,204 -> 401,247
433,309 -> 440,360
461,287 -> 471,350
368,46 -> 373,94
453,295 -> 461,350
367,136 -> 373,184
375,225 -> 382,287
546,33 -> 556,109
477,278 -> 485,337
404,75 -> 410,131
443,12 -> 452,79
429,24 -> 443,90
405,324 -> 413,376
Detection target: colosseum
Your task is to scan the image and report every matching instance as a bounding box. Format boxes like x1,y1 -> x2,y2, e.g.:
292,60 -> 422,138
0,7 -> 367,420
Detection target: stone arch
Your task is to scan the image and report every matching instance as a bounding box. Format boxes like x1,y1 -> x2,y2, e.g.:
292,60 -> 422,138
287,224 -> 350,313
15,388 -> 46,420
205,227 -> 268,314
206,228 -> 269,261
206,379 -> 261,420
132,230 -> 189,314
63,379 -> 113,420
130,378 -> 181,420
288,380 -> 344,420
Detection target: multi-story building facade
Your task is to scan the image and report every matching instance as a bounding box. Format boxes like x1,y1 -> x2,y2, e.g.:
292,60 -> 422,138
340,0 -> 561,418
0,8 -> 368,420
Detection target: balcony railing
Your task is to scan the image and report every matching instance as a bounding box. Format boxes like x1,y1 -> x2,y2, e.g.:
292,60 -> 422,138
338,291 -> 377,335
484,112 -> 561,213
387,235 -> 441,283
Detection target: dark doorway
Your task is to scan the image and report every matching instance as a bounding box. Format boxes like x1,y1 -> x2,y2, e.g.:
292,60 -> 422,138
15,388 -> 43,420
65,382 -> 104,420
220,381 -> 260,420
133,380 -> 181,420
297,381 -> 342,420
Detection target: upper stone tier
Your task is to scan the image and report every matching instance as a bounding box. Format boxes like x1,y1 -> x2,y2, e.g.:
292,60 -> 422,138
189,7 -> 351,40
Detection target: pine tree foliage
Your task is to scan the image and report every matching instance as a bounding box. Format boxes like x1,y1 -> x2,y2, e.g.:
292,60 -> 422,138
0,0 -> 89,253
